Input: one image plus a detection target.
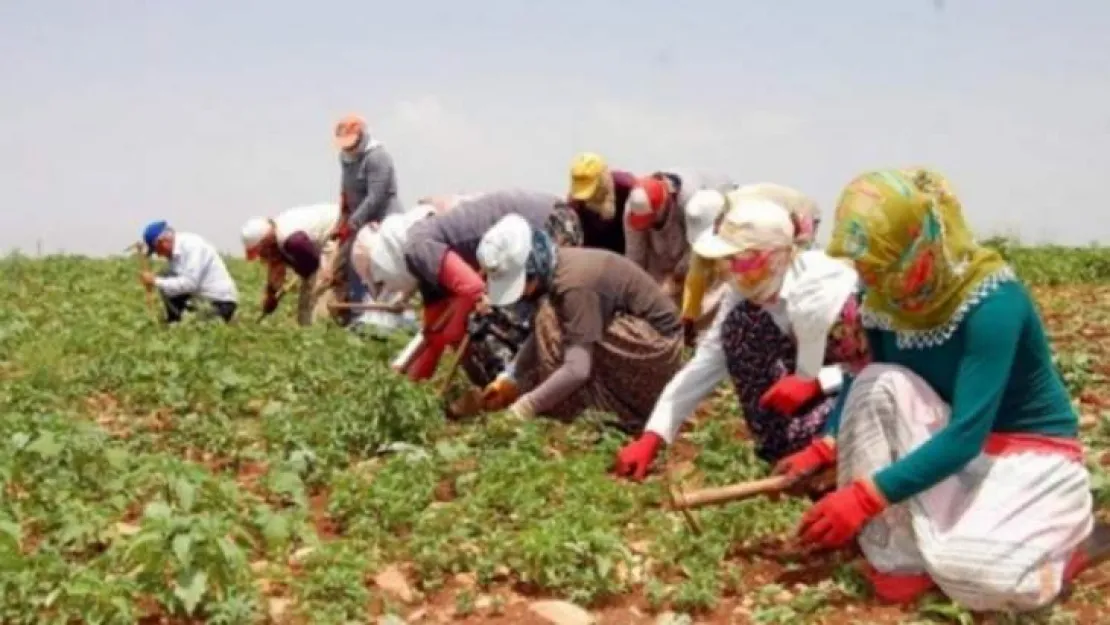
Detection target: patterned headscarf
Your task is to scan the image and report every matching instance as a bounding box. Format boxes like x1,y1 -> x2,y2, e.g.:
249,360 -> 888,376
827,168 -> 1013,347
525,229 -> 559,291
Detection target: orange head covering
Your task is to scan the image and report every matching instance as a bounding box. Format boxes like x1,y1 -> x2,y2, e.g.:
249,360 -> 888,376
334,114 -> 367,150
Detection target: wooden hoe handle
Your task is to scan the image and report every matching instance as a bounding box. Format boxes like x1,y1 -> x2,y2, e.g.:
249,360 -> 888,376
669,475 -> 794,510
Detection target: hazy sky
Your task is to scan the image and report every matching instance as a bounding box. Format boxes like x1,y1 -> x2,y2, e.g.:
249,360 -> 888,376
2,0 -> 1108,256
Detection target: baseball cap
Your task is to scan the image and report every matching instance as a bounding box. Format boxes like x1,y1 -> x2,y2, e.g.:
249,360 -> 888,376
142,220 -> 168,255
477,214 -> 534,306
684,189 -> 727,246
333,114 -> 367,150
568,152 -> 608,202
693,195 -> 795,259
240,217 -> 271,260
626,177 -> 669,231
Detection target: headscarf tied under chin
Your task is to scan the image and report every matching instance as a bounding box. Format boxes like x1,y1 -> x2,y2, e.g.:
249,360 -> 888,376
525,229 -> 558,291
827,168 -> 1013,345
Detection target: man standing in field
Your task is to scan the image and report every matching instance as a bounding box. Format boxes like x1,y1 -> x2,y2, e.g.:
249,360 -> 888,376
139,220 -> 239,324
330,113 -> 405,329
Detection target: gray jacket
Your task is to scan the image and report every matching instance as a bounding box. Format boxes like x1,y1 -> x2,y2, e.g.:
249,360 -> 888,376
341,135 -> 404,229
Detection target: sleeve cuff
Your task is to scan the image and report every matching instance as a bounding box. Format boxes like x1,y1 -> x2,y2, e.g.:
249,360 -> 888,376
817,365 -> 845,395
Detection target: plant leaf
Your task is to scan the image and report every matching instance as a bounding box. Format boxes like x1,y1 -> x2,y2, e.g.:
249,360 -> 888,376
173,570 -> 208,616
26,432 -> 62,458
172,533 -> 193,567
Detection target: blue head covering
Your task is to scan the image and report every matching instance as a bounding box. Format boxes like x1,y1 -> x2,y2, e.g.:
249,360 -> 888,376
525,229 -> 558,290
142,221 -> 168,255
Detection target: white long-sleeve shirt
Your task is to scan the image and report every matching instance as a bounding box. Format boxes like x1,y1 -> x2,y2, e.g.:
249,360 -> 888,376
644,250 -> 858,443
154,232 -> 239,303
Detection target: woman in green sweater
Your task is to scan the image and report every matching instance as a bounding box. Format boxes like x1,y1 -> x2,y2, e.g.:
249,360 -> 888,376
779,168 -> 1105,611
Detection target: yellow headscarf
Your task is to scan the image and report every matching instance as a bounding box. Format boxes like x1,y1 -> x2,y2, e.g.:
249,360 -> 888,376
827,168 -> 1014,346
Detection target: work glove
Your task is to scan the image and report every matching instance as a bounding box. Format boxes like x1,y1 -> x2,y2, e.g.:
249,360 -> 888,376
333,220 -> 353,243
613,431 -> 664,481
481,374 -> 519,411
759,375 -> 823,416
446,388 -> 485,421
772,438 -> 836,481
798,480 -> 886,550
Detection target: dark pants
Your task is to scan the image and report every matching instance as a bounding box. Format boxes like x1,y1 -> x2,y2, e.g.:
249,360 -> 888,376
161,292 -> 237,324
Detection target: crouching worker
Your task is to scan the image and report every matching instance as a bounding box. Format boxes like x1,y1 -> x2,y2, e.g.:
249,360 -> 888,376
614,196 -> 865,480
623,169 -> 736,301
469,214 -> 684,432
240,204 -> 344,326
393,190 -> 583,382
796,168 -> 1107,611
140,220 -> 238,323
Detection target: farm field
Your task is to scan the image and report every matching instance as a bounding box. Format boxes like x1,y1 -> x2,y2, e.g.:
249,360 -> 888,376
2,242 -> 1110,625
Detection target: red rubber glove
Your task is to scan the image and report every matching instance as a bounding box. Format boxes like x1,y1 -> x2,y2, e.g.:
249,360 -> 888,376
798,480 -> 887,550
759,375 -> 823,416
614,432 -> 664,481
773,438 -> 836,480
334,220 -> 353,243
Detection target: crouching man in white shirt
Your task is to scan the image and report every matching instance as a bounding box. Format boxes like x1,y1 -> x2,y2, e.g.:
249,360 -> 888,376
139,220 -> 239,324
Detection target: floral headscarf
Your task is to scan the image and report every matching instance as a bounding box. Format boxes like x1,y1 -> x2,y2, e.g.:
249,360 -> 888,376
827,168 -> 1014,348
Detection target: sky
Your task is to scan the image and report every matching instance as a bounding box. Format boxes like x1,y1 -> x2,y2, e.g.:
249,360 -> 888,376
2,0 -> 1109,256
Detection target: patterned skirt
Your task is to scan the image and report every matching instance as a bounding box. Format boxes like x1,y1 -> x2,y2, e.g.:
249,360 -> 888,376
720,301 -> 836,463
519,302 -> 684,433
462,203 -> 586,387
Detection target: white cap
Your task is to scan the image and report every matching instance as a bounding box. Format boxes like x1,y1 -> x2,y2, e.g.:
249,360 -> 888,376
476,214 -> 534,306
683,189 -> 727,246
693,196 -> 795,259
240,217 -> 271,259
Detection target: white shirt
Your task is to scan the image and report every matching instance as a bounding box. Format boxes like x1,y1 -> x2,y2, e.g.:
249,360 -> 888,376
154,232 -> 239,303
644,250 -> 858,444
273,204 -> 341,248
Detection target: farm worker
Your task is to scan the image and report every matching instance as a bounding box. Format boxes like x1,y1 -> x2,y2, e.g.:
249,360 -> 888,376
624,169 -> 737,300
240,204 -> 348,327
614,195 -> 865,481
330,114 -> 405,328
798,168 -> 1107,610
472,214 -> 685,432
566,152 -> 637,255
374,190 -> 584,382
680,183 -> 822,344
139,220 -> 239,324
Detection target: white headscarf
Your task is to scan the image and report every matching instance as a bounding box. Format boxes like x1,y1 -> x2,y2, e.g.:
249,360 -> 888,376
781,251 -> 859,378
351,205 -> 433,292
